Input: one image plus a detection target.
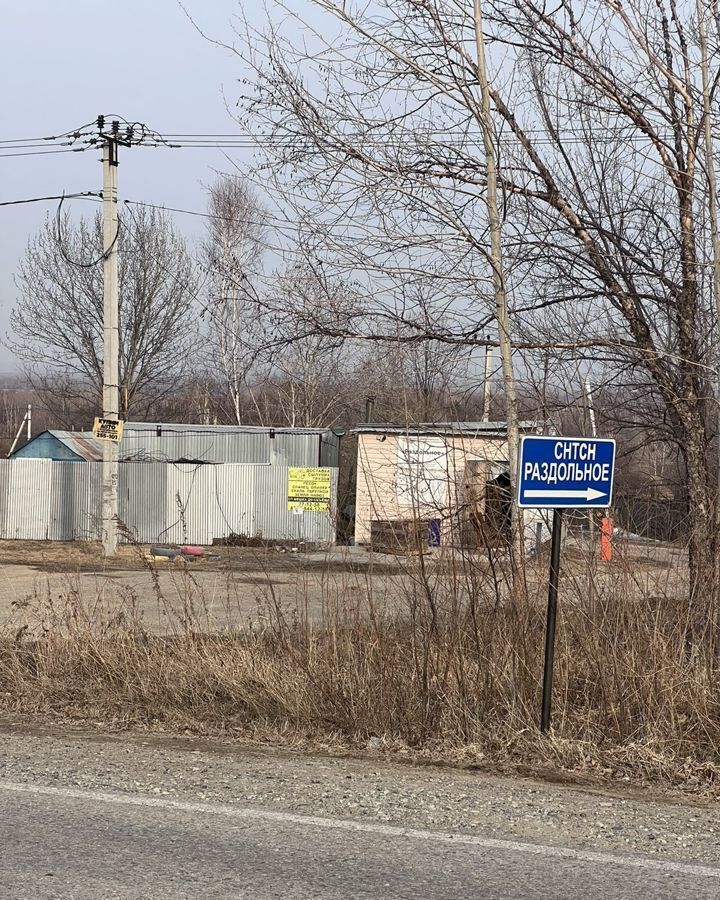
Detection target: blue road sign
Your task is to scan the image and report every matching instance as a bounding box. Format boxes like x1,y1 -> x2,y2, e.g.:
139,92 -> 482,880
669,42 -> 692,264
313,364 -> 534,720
518,435 -> 616,509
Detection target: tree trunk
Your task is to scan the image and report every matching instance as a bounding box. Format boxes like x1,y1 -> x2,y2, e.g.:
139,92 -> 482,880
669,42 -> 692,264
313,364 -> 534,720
680,421 -> 715,618
696,0 -> 720,653
472,0 -> 524,584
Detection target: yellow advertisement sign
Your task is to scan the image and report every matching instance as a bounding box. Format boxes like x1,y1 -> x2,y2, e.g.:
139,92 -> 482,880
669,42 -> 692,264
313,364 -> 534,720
288,467 -> 332,512
92,417 -> 125,443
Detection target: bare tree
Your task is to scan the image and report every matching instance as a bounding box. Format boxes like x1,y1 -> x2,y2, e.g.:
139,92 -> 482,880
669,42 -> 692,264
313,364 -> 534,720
260,261 -> 357,427
357,301 -> 476,423
216,0 -> 720,605
201,180 -> 361,426
202,176 -> 268,424
485,0 -> 720,604
10,205 -> 198,419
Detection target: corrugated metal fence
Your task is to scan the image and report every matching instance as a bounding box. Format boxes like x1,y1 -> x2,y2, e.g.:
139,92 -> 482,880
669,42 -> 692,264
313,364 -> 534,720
0,460 -> 337,544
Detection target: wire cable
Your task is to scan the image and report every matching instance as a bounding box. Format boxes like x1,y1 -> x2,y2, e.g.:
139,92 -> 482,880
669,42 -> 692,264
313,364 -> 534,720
124,197 -> 289,232
0,148 -> 90,159
0,191 -> 101,208
122,198 -> 319,260
0,137 -> 54,144
54,193 -> 120,269
0,142 -> 78,150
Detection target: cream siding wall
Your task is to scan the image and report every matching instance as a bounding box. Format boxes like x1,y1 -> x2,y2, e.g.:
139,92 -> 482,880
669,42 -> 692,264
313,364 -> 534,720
354,432 -> 510,544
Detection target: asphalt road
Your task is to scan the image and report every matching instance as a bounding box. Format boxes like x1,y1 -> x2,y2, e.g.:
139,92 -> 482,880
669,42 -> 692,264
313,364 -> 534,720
1,779 -> 718,899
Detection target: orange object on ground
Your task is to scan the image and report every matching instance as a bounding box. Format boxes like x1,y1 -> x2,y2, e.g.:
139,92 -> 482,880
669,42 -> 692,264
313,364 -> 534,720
600,517 -> 613,562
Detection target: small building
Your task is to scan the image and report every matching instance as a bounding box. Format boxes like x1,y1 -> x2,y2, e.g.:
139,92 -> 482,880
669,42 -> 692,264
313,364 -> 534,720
14,423 -> 340,468
5,423 -> 341,545
353,421 -> 542,549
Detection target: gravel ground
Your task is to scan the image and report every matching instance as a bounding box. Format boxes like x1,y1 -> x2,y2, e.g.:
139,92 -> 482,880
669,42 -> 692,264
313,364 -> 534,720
0,562 -> 404,632
0,720 -> 717,866
0,538 -> 686,634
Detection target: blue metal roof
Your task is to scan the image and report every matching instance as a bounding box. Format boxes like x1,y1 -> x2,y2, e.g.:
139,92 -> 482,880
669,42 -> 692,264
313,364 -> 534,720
12,430 -> 104,462
51,430 -> 105,461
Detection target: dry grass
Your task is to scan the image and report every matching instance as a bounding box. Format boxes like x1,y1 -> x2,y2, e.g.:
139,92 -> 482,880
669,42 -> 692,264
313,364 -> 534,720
0,545 -> 717,792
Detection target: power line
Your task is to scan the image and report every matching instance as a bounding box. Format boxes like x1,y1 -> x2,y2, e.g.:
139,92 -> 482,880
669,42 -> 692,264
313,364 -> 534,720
120,197 -> 359,259
0,142 -> 78,150
0,131 -> 700,160
124,197 -> 274,228
122,197 -> 390,241
0,137 -> 53,145
0,121 -> 100,145
0,127 -> 654,152
5,123 -> 719,148
0,148 -> 90,159
160,130 -> 685,143
147,130 -> 704,151
0,118 -> 168,155
0,136 -> 80,145
0,191 -> 101,208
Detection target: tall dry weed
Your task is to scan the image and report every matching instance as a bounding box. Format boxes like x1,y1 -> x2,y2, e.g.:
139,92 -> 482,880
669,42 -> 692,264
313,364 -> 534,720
0,539 -> 717,787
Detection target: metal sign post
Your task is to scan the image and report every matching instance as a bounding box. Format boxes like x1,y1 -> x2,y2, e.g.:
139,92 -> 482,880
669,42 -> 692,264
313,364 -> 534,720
518,435 -> 616,733
540,509 -> 562,733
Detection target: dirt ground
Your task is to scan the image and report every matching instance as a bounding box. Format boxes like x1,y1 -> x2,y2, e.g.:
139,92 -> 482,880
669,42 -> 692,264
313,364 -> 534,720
0,542 -> 411,633
0,540 -> 400,574
0,566 -> 409,634
0,536 -> 688,634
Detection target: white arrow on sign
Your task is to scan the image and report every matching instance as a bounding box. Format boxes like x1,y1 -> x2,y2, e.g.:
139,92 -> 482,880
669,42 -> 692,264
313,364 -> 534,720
524,488 -> 606,501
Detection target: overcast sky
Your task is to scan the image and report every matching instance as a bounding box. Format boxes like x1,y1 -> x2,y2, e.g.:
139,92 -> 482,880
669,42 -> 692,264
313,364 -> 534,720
1,0 -> 256,373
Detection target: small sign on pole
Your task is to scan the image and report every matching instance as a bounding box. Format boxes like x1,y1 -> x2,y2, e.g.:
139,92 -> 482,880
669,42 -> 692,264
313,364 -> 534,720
518,435 -> 616,733
92,417 -> 124,443
518,435 -> 615,508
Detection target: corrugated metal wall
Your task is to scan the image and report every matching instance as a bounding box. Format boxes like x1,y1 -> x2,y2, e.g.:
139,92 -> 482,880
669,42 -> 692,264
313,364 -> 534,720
271,433 -> 317,467
120,430 -> 272,464
50,461 -> 101,540
118,426 -> 340,467
0,460 -> 337,545
120,463 -> 166,542
255,465 -> 337,543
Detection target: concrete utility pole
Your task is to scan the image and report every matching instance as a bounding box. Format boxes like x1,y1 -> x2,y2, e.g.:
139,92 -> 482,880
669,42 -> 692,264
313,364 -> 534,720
473,0 -> 523,571
584,379 -> 597,439
101,122 -> 120,557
